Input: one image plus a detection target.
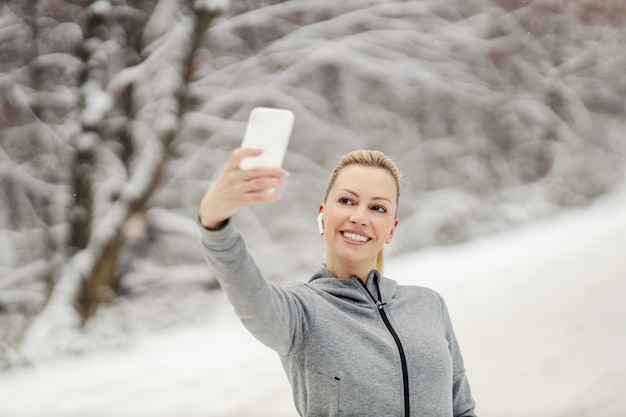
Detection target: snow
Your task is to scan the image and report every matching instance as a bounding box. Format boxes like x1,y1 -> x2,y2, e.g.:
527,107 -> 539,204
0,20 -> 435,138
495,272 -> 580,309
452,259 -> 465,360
0,187 -> 625,417
194,0 -> 230,14
81,79 -> 113,128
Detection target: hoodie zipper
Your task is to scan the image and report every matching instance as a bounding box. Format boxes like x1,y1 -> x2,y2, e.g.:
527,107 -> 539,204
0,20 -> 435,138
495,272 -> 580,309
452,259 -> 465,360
357,275 -> 410,417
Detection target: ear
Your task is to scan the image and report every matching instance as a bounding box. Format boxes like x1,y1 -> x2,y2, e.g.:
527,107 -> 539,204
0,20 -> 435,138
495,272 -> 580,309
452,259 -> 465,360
317,204 -> 325,235
385,218 -> 399,244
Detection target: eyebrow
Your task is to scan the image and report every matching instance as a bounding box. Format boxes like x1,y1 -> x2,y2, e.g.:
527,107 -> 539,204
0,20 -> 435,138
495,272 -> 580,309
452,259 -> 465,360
339,188 -> 393,205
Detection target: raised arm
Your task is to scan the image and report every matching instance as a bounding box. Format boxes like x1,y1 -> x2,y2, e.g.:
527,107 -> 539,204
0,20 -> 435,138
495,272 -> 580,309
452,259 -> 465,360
199,148 -> 307,354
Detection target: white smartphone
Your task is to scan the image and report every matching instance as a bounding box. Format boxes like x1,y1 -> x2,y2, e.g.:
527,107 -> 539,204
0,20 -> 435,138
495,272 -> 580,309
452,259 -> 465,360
239,107 -> 295,170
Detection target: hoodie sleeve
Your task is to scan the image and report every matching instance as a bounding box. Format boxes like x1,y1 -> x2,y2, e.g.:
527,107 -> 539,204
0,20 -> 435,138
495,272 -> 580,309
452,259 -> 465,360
440,296 -> 478,417
199,220 -> 310,356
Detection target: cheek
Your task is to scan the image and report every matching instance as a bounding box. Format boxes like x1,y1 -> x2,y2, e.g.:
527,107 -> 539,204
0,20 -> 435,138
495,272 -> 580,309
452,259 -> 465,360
327,208 -> 349,224
372,218 -> 390,234
324,212 -> 343,233
379,219 -> 396,239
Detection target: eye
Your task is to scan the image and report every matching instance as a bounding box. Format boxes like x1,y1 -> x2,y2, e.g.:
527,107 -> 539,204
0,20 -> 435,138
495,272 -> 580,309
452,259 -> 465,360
338,197 -> 354,205
371,204 -> 388,213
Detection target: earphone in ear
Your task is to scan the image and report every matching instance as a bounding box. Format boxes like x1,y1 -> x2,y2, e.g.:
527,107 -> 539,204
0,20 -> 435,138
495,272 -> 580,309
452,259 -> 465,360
317,213 -> 324,235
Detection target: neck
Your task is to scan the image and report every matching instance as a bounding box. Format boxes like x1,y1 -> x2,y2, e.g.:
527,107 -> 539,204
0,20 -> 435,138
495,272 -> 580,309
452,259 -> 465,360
325,260 -> 376,284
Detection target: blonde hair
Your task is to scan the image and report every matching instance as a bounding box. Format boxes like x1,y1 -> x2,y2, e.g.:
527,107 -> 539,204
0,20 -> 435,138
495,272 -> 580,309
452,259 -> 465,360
324,150 -> 403,272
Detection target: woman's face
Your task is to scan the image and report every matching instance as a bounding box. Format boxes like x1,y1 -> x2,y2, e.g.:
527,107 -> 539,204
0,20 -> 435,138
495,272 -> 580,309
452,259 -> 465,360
320,165 -> 399,274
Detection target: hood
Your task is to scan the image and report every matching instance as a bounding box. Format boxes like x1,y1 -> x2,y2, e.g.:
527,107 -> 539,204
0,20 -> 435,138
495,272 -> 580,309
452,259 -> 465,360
308,264 -> 398,307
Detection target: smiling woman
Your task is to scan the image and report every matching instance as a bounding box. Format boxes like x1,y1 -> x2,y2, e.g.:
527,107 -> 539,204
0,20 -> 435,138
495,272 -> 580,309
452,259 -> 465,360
198,148 -> 477,417
318,150 -> 401,280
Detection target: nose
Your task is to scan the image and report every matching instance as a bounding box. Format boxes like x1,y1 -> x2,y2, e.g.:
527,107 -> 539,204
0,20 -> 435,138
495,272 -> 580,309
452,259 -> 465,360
349,208 -> 369,226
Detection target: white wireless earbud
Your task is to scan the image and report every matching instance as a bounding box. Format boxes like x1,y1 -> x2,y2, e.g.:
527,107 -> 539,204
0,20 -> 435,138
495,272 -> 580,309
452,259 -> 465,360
317,213 -> 324,235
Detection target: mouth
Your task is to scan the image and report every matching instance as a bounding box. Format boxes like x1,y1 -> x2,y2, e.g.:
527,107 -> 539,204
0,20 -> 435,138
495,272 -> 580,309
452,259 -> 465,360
341,231 -> 371,243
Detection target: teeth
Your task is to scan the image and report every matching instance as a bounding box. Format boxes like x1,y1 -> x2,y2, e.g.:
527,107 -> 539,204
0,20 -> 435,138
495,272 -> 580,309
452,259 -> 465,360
342,232 -> 369,242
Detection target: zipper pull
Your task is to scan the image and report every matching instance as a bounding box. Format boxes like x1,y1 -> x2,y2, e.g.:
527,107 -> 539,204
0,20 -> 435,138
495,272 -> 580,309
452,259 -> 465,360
376,300 -> 387,310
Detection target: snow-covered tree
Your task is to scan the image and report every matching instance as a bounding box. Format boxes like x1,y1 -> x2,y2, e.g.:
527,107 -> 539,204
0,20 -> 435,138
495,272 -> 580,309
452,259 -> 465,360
0,0 -> 624,366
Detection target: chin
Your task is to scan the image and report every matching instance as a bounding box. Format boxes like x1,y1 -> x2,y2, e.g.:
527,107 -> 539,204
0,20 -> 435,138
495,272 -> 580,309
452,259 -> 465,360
337,253 -> 375,269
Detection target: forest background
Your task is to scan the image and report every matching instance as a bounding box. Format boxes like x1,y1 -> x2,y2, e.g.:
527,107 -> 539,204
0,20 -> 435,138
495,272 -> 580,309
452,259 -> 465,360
0,0 -> 625,386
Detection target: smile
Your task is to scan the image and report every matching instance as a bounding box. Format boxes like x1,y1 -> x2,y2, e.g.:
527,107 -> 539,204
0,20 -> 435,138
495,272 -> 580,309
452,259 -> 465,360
341,231 -> 371,243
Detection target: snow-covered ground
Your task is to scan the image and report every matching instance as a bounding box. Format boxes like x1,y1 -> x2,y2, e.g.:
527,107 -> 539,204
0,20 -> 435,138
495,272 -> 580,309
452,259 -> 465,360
0,186 -> 625,417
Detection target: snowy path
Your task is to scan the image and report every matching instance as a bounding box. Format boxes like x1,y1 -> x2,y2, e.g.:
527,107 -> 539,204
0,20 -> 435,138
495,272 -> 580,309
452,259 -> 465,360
388,188 -> 626,417
0,188 -> 625,417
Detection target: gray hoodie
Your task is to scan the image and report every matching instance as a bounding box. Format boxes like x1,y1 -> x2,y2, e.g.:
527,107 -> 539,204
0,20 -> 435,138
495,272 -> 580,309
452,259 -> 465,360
200,221 -> 477,417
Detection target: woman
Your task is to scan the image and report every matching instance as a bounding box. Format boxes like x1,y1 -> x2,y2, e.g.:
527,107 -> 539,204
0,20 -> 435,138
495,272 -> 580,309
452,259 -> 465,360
199,148 -> 477,417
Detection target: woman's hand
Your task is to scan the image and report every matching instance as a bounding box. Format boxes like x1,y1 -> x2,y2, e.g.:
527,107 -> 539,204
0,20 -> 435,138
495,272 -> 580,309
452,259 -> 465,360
199,148 -> 289,230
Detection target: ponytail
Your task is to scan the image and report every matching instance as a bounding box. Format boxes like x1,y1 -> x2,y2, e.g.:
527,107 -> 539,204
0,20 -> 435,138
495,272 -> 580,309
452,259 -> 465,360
376,250 -> 384,273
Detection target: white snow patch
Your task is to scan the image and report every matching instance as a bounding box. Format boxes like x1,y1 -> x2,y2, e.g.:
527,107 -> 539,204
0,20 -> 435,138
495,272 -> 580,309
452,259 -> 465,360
81,80 -> 113,127
194,0 -> 230,14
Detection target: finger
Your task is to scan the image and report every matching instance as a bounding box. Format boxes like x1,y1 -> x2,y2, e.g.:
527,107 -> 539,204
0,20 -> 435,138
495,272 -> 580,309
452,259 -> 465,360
226,147 -> 262,171
240,166 -> 289,182
244,176 -> 287,193
243,189 -> 282,204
